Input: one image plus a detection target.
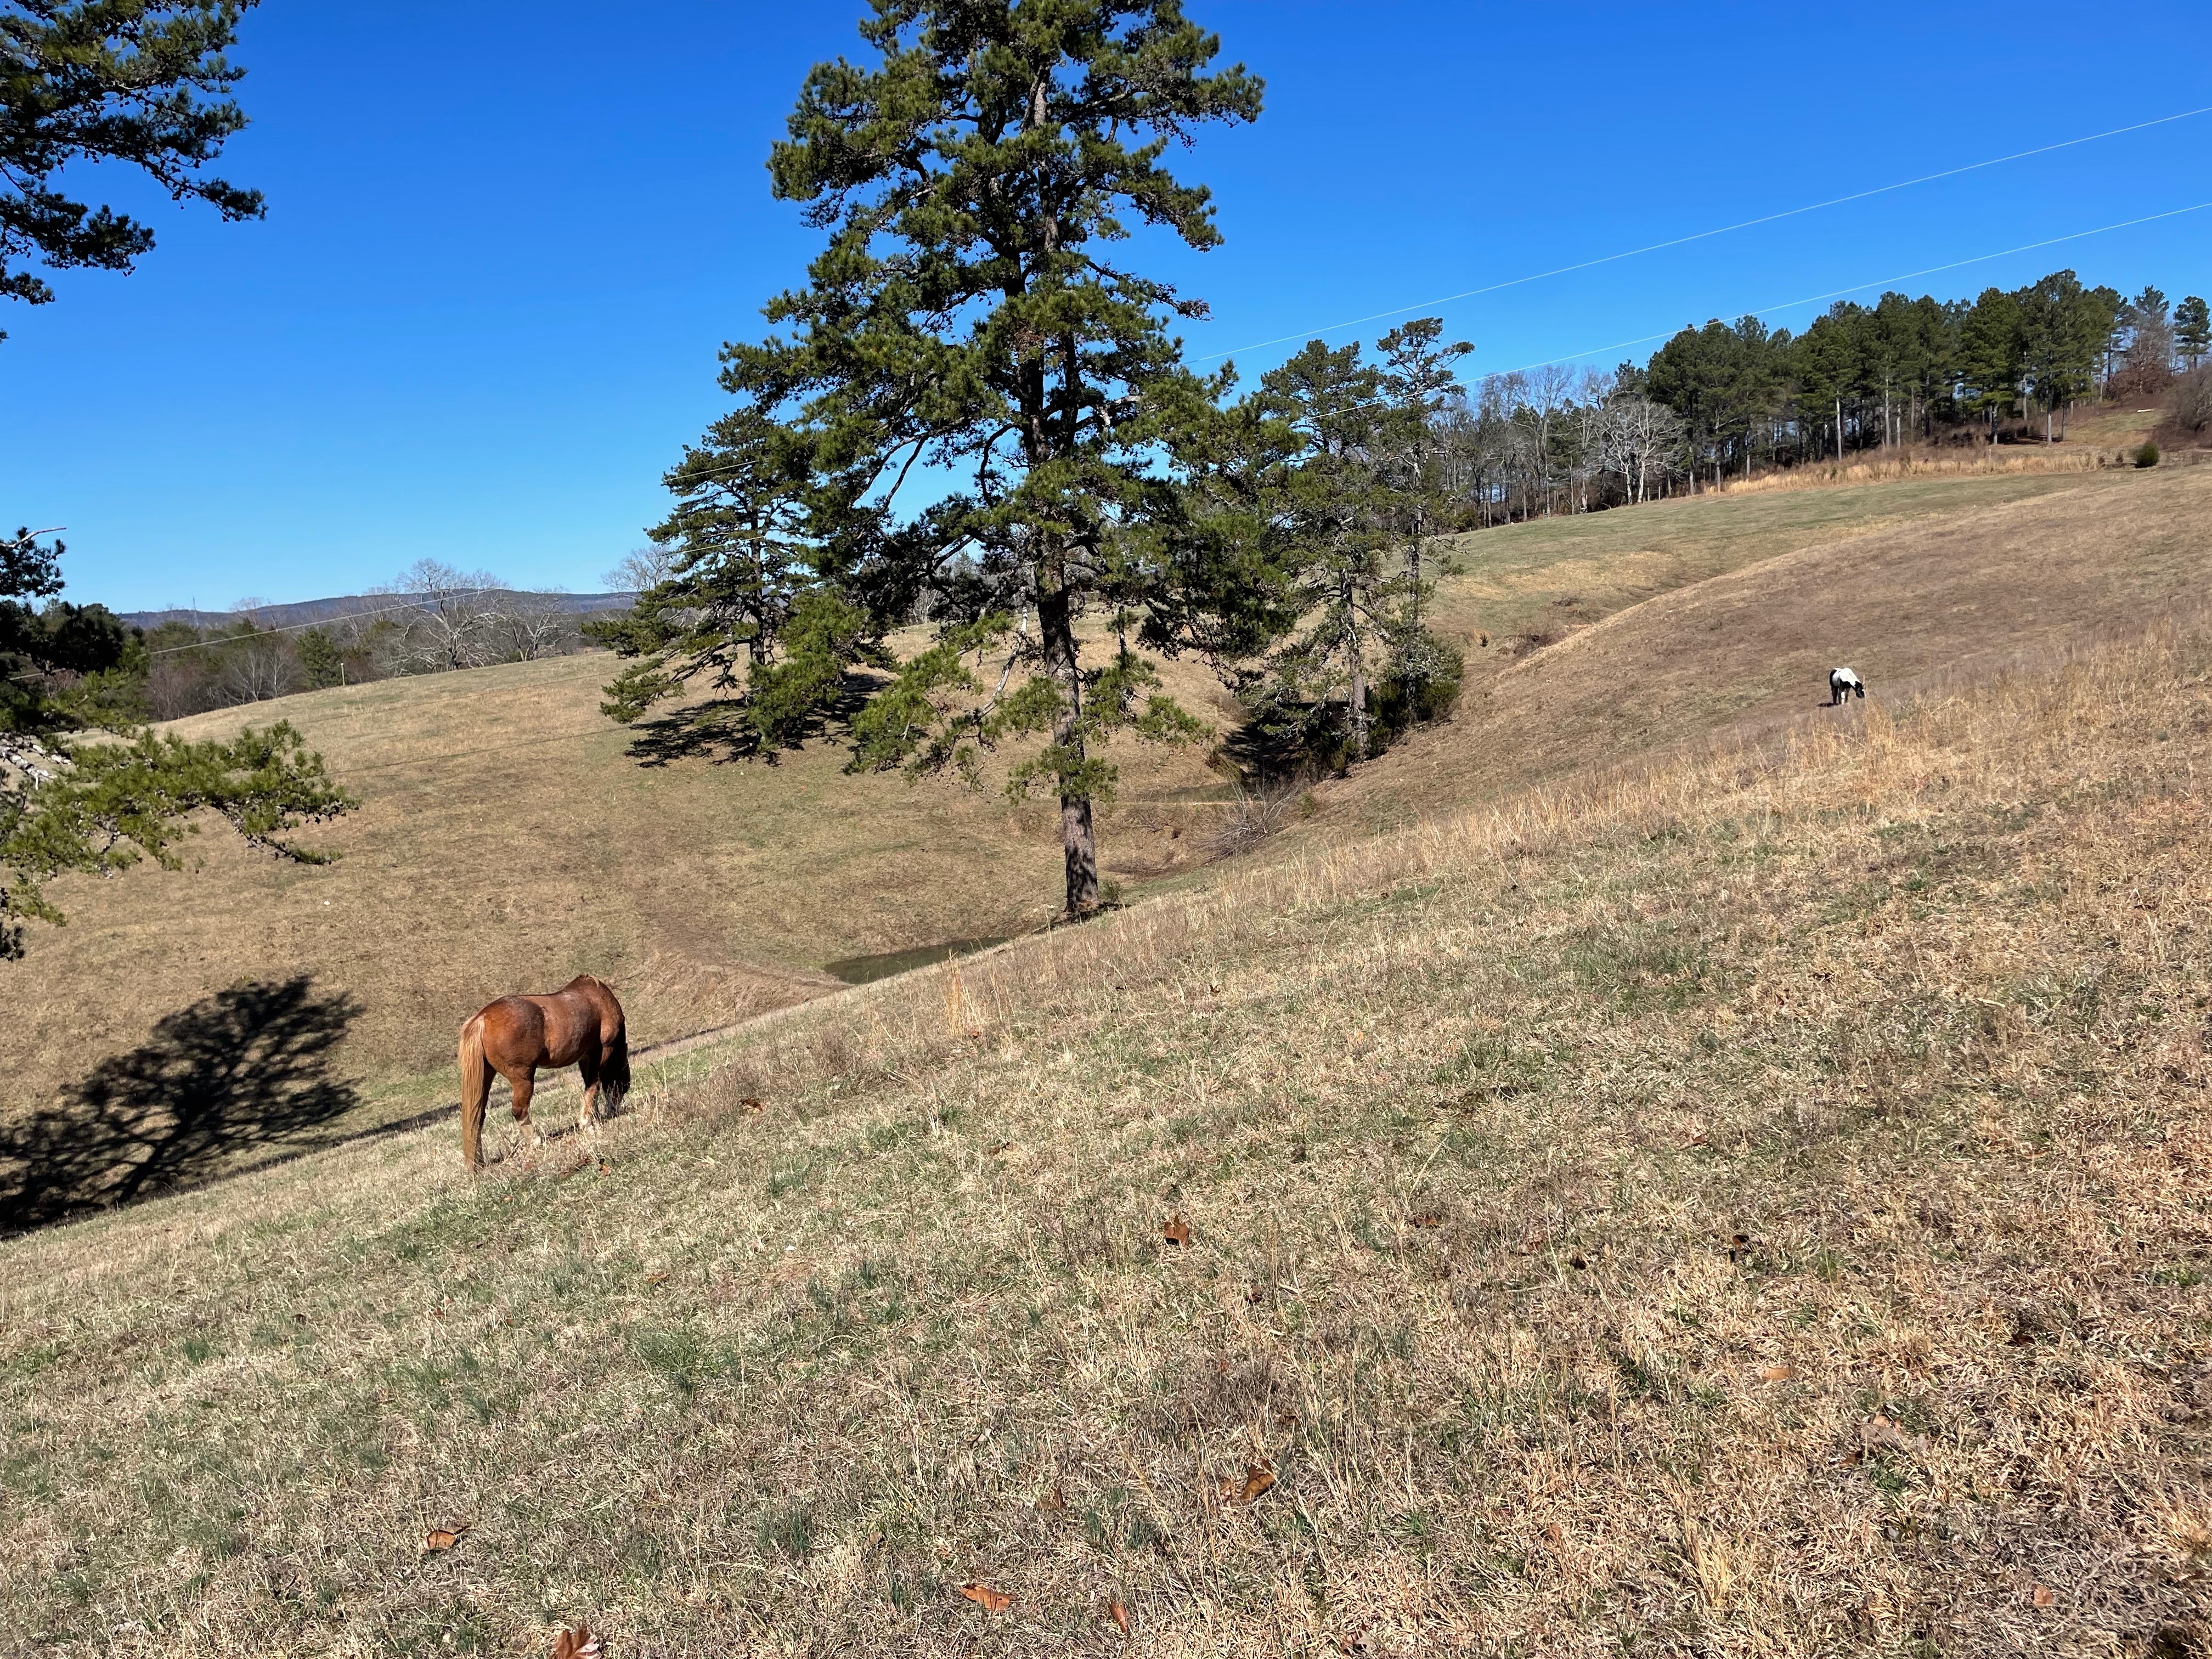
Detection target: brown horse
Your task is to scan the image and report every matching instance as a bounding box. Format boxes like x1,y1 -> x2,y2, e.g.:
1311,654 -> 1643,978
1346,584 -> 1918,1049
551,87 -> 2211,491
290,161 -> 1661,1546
456,974 -> 629,1169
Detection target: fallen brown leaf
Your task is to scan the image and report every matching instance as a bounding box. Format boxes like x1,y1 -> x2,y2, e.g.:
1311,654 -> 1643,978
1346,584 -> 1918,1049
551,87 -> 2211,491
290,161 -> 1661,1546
985,1139 -> 1013,1155
1224,1462 -> 1276,1504
422,1524 -> 471,1553
644,1271 -> 670,1286
1410,1211 -> 1443,1229
1543,1521 -> 1564,1545
1108,1599 -> 1131,1635
1163,1214 -> 1190,1248
741,1096 -> 765,1115
1037,1485 -> 1068,1511
1761,1364 -> 1798,1381
550,1624 -> 603,1659
2033,1584 -> 2057,1609
958,1582 -> 1011,1613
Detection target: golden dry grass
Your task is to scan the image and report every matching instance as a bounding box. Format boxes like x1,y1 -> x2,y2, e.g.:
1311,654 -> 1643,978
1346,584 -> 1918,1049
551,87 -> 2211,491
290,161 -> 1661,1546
1334,460 -> 2212,831
6,463 -> 2205,1227
0,646 -> 1238,1132
5,613 -> 2211,1655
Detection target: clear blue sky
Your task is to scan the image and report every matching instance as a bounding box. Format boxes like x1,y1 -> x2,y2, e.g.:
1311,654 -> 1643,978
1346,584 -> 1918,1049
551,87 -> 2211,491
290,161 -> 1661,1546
8,1 -> 2207,612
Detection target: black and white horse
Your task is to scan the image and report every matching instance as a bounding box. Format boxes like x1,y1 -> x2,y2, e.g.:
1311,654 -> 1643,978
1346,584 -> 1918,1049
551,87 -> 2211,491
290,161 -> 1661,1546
1829,666 -> 1865,706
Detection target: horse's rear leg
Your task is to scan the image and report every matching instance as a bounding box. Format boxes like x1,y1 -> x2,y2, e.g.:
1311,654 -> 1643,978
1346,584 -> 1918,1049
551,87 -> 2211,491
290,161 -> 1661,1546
503,1067 -> 544,1148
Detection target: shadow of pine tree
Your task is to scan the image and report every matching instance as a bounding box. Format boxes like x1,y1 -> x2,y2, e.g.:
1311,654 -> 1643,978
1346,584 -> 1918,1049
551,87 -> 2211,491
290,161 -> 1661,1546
0,975 -> 363,1235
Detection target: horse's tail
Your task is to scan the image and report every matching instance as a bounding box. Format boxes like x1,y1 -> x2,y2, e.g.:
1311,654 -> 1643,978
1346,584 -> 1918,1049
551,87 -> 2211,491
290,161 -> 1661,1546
458,1015 -> 492,1170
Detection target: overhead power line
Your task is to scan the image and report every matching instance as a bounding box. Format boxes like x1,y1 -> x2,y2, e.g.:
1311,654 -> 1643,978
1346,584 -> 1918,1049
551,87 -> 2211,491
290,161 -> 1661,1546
1480,199 -> 2212,379
129,590 -> 507,658
3,589 -> 517,682
1197,103 -> 2212,364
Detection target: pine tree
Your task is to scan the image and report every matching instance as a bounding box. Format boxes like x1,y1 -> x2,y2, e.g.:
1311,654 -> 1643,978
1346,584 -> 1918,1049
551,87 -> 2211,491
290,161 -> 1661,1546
2017,270 -> 2106,442
2,529 -> 352,960
2176,297 -> 2211,372
611,0 -> 1261,917
1792,308 -> 1859,460
1374,318 -> 1470,621
1237,338 -> 1404,768
2,0 -> 264,334
1957,287 -> 2024,442
296,628 -> 345,690
593,407 -> 887,755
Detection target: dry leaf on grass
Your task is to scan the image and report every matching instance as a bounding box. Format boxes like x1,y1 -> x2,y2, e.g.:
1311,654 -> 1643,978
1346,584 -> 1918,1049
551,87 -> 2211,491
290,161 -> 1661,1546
1223,1462 -> 1276,1504
1037,1485 -> 1068,1511
422,1524 -> 470,1553
740,1097 -> 765,1115
1108,1599 -> 1131,1634
2033,1584 -> 2057,1608
551,1624 -> 603,1658
1543,1521 -> 1565,1545
1163,1214 -> 1190,1248
1760,1364 -> 1798,1381
1861,1414 -> 1928,1455
958,1582 -> 1011,1613
643,1271 -> 669,1286
986,1139 -> 1013,1155
1409,1211 -> 1443,1229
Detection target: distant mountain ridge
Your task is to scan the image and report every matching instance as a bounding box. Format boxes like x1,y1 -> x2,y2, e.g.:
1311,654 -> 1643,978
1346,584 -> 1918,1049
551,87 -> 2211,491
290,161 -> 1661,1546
120,591 -> 636,632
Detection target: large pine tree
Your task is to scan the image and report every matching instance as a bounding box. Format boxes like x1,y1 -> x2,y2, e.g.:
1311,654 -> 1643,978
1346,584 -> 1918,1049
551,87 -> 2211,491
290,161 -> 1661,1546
607,0 -> 1262,917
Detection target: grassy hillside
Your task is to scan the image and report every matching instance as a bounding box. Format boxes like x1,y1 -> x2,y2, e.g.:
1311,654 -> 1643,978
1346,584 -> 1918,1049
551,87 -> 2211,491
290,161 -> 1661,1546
2,462 -> 2203,1227
0,646 -> 1237,1143
1341,461 -> 2211,827
5,618 -> 2209,1655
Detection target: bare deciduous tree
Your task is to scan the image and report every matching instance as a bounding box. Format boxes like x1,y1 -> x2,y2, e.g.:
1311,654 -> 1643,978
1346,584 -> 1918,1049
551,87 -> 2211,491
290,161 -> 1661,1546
374,560 -> 505,675
602,546 -> 677,595
1594,394 -> 1685,505
488,592 -> 577,662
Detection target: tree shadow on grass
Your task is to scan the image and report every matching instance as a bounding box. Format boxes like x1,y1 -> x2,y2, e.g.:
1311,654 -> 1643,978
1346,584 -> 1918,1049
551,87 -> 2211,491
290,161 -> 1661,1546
1216,703 -> 1341,789
621,675 -> 879,767
0,975 -> 363,1235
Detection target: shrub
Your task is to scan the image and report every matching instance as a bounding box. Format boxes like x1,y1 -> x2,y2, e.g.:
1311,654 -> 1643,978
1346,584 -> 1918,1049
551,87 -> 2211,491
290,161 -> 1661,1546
1373,630 -> 1466,737
2134,441 -> 2162,469
2170,367 -> 2212,436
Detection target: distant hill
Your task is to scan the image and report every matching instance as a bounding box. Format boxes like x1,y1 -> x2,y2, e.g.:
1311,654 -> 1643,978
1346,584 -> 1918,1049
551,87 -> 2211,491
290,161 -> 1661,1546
119,590 -> 636,631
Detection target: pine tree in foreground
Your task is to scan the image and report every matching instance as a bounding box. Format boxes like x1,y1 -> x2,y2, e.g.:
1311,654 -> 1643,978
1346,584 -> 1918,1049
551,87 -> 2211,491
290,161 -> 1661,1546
603,0 -> 1263,917
1,531 -> 353,961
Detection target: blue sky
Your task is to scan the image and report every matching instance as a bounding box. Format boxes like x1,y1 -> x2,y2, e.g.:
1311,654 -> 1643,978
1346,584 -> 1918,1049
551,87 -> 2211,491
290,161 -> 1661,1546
7,1 -> 2208,612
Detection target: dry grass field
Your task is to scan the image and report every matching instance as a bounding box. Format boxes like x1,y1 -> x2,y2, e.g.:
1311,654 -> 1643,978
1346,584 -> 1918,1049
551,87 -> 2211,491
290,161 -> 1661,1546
5,462 -> 2206,1232
1345,461 -> 2212,829
4,610 -> 2211,1655
0,644 -> 1240,1204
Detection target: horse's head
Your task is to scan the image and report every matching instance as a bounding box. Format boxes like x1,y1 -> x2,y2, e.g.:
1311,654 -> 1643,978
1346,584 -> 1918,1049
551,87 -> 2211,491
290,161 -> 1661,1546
600,1026 -> 631,1109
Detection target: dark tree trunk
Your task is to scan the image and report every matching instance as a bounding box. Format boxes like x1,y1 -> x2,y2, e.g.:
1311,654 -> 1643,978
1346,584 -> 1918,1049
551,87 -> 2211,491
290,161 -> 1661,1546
1344,566 -> 1369,763
1038,584 -> 1098,915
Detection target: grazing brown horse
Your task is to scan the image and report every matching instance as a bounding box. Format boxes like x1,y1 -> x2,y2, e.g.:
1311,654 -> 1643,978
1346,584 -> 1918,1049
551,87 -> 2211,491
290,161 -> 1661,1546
457,975 -> 629,1169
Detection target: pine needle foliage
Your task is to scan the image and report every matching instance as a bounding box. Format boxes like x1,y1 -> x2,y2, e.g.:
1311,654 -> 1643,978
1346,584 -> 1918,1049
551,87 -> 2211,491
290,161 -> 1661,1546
0,0 -> 263,329
1,529 -> 352,961
603,0 -> 1264,917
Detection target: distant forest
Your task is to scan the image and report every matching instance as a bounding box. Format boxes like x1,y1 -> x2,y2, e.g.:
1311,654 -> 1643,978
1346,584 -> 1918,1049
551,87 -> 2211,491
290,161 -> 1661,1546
1452,273 -> 2209,521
